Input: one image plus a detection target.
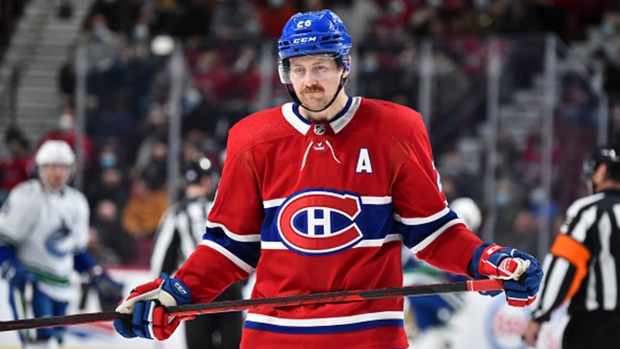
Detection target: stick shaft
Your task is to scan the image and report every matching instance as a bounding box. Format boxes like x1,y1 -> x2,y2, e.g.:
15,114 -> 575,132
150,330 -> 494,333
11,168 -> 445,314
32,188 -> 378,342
0,279 -> 502,332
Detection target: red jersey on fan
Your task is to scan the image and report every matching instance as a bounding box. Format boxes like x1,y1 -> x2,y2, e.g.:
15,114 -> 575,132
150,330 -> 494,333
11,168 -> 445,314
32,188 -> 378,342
175,97 -> 482,349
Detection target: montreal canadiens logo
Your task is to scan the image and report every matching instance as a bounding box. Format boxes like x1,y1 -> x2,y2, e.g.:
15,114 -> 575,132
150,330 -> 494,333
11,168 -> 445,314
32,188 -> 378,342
277,190 -> 364,255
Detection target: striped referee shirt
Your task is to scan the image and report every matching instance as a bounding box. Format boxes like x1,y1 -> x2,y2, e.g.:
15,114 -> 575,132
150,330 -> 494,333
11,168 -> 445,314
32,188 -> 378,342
532,189 -> 620,322
150,196 -> 212,278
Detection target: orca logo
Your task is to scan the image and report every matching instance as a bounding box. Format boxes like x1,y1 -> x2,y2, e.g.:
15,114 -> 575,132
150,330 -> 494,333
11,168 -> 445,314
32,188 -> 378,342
277,190 -> 364,255
45,222 -> 73,258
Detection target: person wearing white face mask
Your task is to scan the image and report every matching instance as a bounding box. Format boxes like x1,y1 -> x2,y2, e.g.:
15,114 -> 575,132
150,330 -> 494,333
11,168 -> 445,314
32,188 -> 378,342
38,105 -> 94,172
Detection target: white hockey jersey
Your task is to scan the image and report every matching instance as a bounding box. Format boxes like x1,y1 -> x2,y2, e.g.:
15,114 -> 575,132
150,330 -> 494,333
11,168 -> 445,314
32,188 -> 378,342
0,179 -> 89,301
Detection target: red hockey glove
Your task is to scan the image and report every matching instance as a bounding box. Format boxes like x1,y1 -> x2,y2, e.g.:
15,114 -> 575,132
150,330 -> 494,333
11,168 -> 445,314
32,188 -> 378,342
471,243 -> 543,307
113,273 -> 191,340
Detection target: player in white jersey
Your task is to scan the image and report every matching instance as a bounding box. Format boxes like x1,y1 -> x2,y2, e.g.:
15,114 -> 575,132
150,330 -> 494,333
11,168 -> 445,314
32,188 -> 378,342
0,140 -> 123,349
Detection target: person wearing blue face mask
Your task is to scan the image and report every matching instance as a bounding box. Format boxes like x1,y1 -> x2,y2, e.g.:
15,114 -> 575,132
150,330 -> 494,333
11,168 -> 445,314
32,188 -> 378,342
99,151 -> 118,169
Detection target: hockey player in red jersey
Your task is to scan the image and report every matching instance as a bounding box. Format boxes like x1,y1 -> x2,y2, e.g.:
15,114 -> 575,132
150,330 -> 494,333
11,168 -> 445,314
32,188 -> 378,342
114,9 -> 543,348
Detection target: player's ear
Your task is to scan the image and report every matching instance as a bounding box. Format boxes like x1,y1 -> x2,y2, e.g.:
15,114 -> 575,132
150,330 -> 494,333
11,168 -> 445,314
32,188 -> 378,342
598,163 -> 610,181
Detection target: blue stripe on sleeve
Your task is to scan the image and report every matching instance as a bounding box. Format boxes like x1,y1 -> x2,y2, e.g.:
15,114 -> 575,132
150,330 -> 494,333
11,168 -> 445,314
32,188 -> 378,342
396,210 -> 459,249
202,227 -> 261,268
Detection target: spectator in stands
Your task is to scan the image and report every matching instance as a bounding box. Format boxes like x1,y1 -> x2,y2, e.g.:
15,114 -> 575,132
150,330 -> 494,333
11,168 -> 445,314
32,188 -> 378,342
121,176 -> 168,265
560,73 -> 599,125
83,12 -> 121,73
86,166 -> 129,213
90,199 -> 136,266
210,0 -> 260,39
38,105 -> 95,171
590,47 -> 620,95
230,46 -> 262,104
519,130 -> 563,183
172,0 -> 214,38
87,90 -> 135,143
0,128 -> 31,205
129,9 -> 150,44
134,105 -> 168,169
498,208 -> 539,256
139,138 -> 169,192
87,0 -> 140,34
254,0 -> 298,38
374,0 -> 415,42
97,138 -> 128,171
58,43 -> 77,104
609,100 -> 620,142
192,49 -> 234,103
331,0 -> 381,41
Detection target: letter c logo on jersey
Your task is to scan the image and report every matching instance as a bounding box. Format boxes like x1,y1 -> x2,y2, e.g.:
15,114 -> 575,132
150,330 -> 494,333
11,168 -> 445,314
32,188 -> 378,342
277,190 -> 364,255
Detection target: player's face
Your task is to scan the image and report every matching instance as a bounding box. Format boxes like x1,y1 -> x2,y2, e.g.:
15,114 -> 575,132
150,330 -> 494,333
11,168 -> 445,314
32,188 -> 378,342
41,164 -> 71,191
288,54 -> 344,111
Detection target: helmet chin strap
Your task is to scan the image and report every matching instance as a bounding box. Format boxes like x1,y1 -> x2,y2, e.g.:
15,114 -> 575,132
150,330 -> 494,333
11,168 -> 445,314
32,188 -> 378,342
286,70 -> 348,114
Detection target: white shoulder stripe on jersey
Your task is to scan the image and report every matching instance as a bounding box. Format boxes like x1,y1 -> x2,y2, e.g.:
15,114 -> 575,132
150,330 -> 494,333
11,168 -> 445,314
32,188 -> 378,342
281,103 -> 311,135
330,97 -> 362,134
353,234 -> 402,247
206,221 -> 261,242
361,196 -> 392,205
263,195 -> 392,209
200,240 -> 255,274
394,207 -> 451,225
264,198 -> 286,209
245,310 -> 403,327
261,234 -> 402,250
409,218 -> 464,254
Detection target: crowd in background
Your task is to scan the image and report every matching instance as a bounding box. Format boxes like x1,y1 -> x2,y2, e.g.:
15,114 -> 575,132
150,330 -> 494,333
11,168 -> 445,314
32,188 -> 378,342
1,0 -> 620,267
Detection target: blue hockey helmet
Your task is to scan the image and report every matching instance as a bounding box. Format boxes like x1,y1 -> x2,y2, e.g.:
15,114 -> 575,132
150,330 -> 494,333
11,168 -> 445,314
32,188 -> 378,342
278,10 -> 352,61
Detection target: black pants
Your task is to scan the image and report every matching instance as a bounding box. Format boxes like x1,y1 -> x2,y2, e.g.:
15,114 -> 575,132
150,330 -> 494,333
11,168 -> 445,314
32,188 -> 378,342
185,282 -> 244,349
562,311 -> 620,349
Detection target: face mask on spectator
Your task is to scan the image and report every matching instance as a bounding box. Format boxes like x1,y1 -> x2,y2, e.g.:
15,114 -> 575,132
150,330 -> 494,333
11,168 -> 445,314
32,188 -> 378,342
133,25 -> 149,41
268,0 -> 285,7
59,114 -> 74,130
100,152 -> 118,169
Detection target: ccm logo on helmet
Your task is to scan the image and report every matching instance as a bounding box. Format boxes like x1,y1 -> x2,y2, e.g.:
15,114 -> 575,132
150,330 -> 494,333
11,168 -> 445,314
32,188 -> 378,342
293,37 -> 317,44
277,190 -> 363,255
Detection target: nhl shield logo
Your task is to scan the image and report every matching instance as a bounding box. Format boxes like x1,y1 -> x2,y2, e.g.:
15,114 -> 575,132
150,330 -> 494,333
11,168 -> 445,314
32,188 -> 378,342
314,124 -> 326,135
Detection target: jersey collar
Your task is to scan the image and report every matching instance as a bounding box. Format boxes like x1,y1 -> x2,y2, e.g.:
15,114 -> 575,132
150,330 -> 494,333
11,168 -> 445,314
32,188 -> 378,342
281,96 -> 362,135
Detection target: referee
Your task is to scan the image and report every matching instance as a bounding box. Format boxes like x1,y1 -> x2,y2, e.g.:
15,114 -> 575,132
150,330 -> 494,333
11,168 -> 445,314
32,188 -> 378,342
523,143 -> 620,349
151,158 -> 243,349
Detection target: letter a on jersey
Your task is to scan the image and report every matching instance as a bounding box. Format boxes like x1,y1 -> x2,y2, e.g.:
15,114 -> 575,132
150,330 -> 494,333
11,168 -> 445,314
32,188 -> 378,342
277,190 -> 363,255
356,148 -> 373,173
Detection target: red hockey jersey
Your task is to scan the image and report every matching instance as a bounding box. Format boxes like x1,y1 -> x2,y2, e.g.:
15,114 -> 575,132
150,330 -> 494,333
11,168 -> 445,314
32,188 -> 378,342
175,97 -> 483,348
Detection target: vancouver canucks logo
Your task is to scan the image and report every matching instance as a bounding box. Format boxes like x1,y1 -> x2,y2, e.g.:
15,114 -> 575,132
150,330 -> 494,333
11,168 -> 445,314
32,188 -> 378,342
45,221 -> 74,258
277,189 -> 364,255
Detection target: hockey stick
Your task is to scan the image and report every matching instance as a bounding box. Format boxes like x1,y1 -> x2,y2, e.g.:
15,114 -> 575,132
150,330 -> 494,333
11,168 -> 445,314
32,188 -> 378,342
0,278 -> 503,332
